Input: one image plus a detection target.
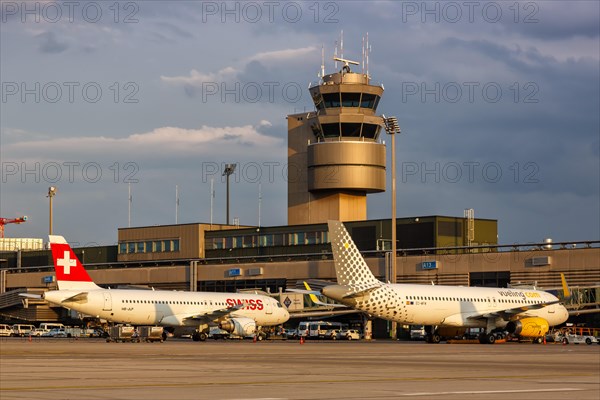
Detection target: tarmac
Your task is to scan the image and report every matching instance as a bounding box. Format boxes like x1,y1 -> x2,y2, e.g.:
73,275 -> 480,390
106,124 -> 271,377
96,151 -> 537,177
1,337 -> 599,400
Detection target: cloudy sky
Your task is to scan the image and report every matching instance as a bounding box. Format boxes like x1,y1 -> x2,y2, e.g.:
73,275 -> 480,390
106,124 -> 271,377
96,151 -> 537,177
1,1 -> 598,246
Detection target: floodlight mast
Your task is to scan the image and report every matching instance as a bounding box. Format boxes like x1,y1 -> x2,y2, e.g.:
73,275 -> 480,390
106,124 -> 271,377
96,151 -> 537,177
382,115 -> 401,339
223,164 -> 237,225
47,186 -> 57,235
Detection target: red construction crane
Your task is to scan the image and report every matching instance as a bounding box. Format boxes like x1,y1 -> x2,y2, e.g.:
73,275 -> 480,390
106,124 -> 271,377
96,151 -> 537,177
0,216 -> 28,238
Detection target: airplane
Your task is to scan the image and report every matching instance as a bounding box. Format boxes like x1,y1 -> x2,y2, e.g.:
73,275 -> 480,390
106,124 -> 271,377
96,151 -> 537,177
23,235 -> 289,341
320,220 -> 570,344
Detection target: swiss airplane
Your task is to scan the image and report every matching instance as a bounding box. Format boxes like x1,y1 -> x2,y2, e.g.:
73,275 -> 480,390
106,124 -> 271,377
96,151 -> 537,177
30,235 -> 289,341
321,221 -> 569,344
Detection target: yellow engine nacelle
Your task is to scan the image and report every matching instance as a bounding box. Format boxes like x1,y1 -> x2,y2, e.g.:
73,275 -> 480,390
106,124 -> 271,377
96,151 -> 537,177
506,318 -> 550,338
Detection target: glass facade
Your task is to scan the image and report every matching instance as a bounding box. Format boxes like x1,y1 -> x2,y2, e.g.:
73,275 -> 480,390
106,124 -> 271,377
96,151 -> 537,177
206,231 -> 329,250
118,239 -> 180,254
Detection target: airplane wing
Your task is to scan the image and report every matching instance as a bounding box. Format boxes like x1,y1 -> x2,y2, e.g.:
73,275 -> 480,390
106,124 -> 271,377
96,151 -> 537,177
182,304 -> 245,323
468,300 -> 561,321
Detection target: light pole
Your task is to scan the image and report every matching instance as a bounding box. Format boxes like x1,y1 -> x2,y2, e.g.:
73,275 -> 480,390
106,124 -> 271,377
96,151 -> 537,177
47,186 -> 57,235
223,164 -> 236,225
383,115 -> 400,339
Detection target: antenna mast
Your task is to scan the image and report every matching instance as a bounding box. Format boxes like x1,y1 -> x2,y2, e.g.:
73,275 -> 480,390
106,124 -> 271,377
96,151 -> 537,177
366,32 -> 370,77
340,29 -> 344,60
175,185 -> 179,224
334,40 -> 338,69
321,44 -> 325,79
128,183 -> 132,228
258,183 -> 262,228
210,178 -> 214,228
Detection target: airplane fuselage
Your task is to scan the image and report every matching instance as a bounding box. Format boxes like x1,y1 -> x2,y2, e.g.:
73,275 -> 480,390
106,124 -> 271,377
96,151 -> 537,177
44,289 -> 288,327
323,284 -> 569,328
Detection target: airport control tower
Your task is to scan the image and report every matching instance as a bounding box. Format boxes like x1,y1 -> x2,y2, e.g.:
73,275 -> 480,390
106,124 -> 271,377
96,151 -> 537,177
288,50 -> 386,225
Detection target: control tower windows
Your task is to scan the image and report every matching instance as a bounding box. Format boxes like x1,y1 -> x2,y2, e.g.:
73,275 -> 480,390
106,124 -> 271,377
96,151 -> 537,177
323,93 -> 340,108
362,124 -> 381,139
342,93 -> 361,107
319,92 -> 381,110
320,122 -> 381,139
322,123 -> 340,138
360,94 -> 375,109
341,123 -> 362,137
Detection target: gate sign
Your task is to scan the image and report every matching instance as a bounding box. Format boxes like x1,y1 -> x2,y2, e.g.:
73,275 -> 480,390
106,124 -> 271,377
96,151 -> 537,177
228,268 -> 242,277
43,275 -> 55,284
421,261 -> 438,270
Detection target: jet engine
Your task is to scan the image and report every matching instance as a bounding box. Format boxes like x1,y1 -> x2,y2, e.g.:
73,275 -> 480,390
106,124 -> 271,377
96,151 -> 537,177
506,318 -> 549,338
219,317 -> 256,337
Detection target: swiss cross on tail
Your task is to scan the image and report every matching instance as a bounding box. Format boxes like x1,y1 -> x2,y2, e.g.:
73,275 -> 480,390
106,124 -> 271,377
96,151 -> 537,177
49,235 -> 93,284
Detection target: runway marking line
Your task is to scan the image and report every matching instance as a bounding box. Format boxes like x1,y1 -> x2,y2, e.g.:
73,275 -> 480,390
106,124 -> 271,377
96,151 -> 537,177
1,373 -> 597,392
402,388 -> 585,396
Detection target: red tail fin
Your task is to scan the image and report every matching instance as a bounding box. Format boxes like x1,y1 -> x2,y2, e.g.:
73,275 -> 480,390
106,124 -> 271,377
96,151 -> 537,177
49,235 -> 97,289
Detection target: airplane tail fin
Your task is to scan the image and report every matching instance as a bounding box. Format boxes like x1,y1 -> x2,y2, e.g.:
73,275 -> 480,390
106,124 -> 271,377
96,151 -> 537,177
560,273 -> 571,300
49,235 -> 100,291
327,220 -> 381,289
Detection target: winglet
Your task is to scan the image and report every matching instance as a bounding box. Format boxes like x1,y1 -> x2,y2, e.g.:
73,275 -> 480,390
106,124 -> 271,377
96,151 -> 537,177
303,281 -> 322,305
560,273 -> 571,299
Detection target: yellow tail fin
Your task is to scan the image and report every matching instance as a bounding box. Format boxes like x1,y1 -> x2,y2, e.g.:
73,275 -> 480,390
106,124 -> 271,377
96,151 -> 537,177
560,273 -> 570,299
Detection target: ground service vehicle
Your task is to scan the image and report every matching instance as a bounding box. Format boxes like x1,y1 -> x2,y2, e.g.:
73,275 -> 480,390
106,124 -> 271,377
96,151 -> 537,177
297,322 -> 310,338
410,326 -> 425,340
41,328 -> 67,337
561,333 -> 599,345
11,324 -> 35,337
338,329 -> 361,340
308,321 -> 345,339
0,324 -> 12,336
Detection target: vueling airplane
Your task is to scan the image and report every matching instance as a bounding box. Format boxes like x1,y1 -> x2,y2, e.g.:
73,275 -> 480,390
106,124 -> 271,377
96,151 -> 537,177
27,235 -> 289,341
322,221 -> 569,344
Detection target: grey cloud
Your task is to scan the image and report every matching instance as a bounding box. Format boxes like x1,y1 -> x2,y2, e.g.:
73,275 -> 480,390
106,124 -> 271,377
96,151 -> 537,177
37,31 -> 68,54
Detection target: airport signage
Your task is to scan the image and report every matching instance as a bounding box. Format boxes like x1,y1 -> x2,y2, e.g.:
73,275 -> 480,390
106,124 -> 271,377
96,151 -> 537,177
43,275 -> 55,284
227,268 -> 242,277
421,261 -> 438,270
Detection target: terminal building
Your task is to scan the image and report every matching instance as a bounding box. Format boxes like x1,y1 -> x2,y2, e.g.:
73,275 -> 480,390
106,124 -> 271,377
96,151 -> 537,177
1,51 -> 599,332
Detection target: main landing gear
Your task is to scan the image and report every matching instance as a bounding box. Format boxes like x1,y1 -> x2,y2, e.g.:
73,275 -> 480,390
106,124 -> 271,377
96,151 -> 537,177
192,331 -> 207,342
478,332 -> 496,344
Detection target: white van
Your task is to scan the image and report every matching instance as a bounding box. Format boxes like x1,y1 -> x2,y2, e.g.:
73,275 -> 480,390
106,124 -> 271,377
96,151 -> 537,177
0,324 -> 12,336
297,321 -> 310,338
12,324 -> 35,337
38,323 -> 65,335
